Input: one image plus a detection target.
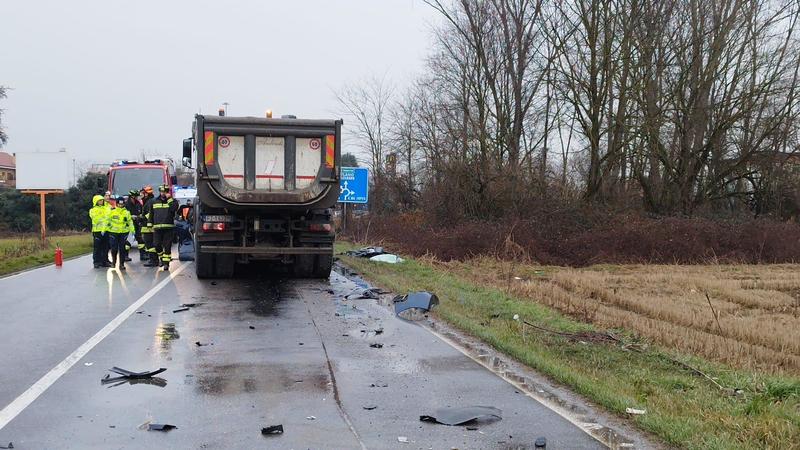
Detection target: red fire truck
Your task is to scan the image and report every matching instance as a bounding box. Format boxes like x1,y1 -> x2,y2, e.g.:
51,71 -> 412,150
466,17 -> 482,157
107,159 -> 176,197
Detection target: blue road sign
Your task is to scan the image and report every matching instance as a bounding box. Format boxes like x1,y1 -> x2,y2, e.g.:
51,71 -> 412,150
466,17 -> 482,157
338,167 -> 368,204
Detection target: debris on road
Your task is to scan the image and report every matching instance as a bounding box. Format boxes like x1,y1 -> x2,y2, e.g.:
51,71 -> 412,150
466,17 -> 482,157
195,341 -> 210,347
394,292 -> 439,315
261,424 -> 284,435
84,362 -> 93,366
397,436 -> 409,443
249,325 -> 256,330
369,254 -> 404,264
0,442 -> 13,449
101,367 -> 167,385
363,405 -> 378,410
625,407 -> 647,415
147,423 -> 177,432
305,416 -> 316,420
172,307 -> 190,313
345,287 -> 387,300
345,246 -> 385,258
370,343 -> 383,348
420,406 -> 502,425
369,383 -> 389,388
535,436 -> 547,448
180,303 -> 200,308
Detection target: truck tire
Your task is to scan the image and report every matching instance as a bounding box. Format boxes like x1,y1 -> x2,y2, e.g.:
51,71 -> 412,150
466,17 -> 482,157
214,253 -> 235,278
313,254 -> 333,278
293,255 -> 315,278
196,250 -> 214,279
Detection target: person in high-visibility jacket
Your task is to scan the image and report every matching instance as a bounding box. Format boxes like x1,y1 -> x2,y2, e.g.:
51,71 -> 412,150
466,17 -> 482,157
108,196 -> 134,270
145,185 -> 178,270
140,185 -> 157,266
89,194 -> 111,269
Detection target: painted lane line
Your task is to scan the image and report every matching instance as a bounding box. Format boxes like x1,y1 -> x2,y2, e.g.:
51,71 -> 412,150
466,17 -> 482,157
0,262 -> 188,431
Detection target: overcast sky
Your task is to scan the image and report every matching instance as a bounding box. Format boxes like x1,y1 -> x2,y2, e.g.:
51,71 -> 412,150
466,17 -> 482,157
1,0 -> 439,168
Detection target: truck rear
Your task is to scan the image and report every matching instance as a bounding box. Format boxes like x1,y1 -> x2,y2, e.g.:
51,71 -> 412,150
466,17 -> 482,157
183,114 -> 342,278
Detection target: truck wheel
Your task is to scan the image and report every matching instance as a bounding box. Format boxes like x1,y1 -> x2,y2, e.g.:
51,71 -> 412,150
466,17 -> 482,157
313,254 -> 333,278
214,253 -> 235,278
293,255 -> 315,278
196,251 -> 214,279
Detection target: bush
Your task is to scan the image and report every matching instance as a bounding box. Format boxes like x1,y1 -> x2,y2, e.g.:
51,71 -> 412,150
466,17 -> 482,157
344,211 -> 800,266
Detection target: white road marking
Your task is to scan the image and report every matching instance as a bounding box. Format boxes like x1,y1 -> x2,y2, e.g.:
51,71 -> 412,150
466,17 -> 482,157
0,262 -> 188,431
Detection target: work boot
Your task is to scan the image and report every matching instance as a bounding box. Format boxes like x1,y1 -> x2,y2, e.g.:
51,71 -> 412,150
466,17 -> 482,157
124,256 -> 132,262
94,264 -> 102,269
119,264 -> 126,271
139,250 -> 147,261
162,262 -> 170,271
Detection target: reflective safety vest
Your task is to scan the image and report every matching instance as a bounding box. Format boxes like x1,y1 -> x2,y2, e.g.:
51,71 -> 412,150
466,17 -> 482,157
108,207 -> 134,234
89,195 -> 109,232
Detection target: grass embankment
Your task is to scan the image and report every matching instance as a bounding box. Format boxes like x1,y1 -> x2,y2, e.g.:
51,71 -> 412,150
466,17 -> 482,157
0,233 -> 93,276
336,242 -> 800,449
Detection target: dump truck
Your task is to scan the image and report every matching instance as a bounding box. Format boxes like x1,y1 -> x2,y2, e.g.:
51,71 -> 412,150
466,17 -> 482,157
182,113 -> 341,278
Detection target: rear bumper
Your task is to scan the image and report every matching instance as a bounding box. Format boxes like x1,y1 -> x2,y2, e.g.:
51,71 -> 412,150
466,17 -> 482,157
198,245 -> 333,255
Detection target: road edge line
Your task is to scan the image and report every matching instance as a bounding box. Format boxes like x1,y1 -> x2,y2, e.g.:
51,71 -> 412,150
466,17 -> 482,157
0,262 -> 188,431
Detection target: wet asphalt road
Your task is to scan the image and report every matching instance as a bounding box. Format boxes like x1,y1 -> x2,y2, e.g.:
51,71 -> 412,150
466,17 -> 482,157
0,255 -> 605,449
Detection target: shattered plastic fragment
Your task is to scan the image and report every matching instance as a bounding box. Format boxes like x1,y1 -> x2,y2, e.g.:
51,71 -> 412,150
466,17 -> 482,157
147,423 -> 177,432
101,367 -> 167,385
249,325 -> 256,330
535,436 -> 547,448
363,405 -> 378,410
420,406 -> 502,426
625,408 -> 646,415
370,343 -> 383,348
0,442 -> 12,449
261,425 -> 284,435
397,436 -> 409,443
172,307 -> 190,313
394,292 -> 439,315
345,246 -> 386,258
306,416 -> 316,420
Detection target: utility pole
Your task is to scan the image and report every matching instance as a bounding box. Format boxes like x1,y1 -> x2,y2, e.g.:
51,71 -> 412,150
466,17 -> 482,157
223,102 -> 229,115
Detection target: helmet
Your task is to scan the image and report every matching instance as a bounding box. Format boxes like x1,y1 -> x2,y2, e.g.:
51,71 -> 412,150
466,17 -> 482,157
144,185 -> 153,194
116,196 -> 125,204
128,190 -> 139,197
159,184 -> 169,193
92,194 -> 104,206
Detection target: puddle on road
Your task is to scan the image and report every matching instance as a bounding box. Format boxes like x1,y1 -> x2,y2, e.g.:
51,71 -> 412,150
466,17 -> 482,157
189,363 -> 330,396
155,322 -> 180,350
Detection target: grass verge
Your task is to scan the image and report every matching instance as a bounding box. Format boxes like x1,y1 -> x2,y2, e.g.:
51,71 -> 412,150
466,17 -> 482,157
335,242 -> 800,449
0,233 -> 93,277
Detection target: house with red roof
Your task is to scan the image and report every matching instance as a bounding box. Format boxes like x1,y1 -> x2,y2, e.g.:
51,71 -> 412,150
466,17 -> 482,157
0,151 -> 16,188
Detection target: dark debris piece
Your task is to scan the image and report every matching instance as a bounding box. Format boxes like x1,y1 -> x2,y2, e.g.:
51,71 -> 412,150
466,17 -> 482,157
180,303 -> 199,308
249,325 -> 256,330
261,424 -> 284,435
370,343 -> 383,348
172,307 -> 190,313
362,405 -> 378,410
419,406 -> 502,426
345,288 -> 387,300
148,424 -> 177,432
101,367 -> 167,385
394,292 -> 439,315
0,442 -> 12,449
535,436 -> 547,448
344,246 -> 385,258
195,341 -> 208,347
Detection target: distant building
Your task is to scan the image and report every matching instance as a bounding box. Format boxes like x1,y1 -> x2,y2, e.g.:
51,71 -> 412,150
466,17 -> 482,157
0,151 -> 15,189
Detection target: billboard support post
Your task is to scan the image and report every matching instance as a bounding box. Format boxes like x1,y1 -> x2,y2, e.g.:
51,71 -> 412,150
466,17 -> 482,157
21,190 -> 64,243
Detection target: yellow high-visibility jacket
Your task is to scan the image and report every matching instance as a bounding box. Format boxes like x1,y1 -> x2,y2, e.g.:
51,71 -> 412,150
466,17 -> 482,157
89,195 -> 109,233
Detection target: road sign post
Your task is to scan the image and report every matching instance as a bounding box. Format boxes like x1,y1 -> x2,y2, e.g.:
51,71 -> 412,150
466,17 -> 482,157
338,167 -> 369,234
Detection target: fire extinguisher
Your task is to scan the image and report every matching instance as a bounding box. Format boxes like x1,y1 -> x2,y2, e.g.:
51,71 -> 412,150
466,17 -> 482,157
55,246 -> 63,267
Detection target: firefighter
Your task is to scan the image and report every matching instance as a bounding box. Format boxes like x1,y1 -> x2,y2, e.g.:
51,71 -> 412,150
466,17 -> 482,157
125,190 -> 144,260
108,196 -> 134,270
140,185 -> 157,266
146,185 -> 178,270
89,194 -> 110,268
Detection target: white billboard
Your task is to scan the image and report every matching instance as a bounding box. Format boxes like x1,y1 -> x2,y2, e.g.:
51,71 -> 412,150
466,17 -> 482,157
16,151 -> 71,190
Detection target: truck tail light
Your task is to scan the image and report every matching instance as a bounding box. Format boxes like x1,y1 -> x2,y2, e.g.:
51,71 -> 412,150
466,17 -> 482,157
325,135 -> 335,169
309,223 -> 332,232
202,222 -> 226,232
204,131 -> 215,166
